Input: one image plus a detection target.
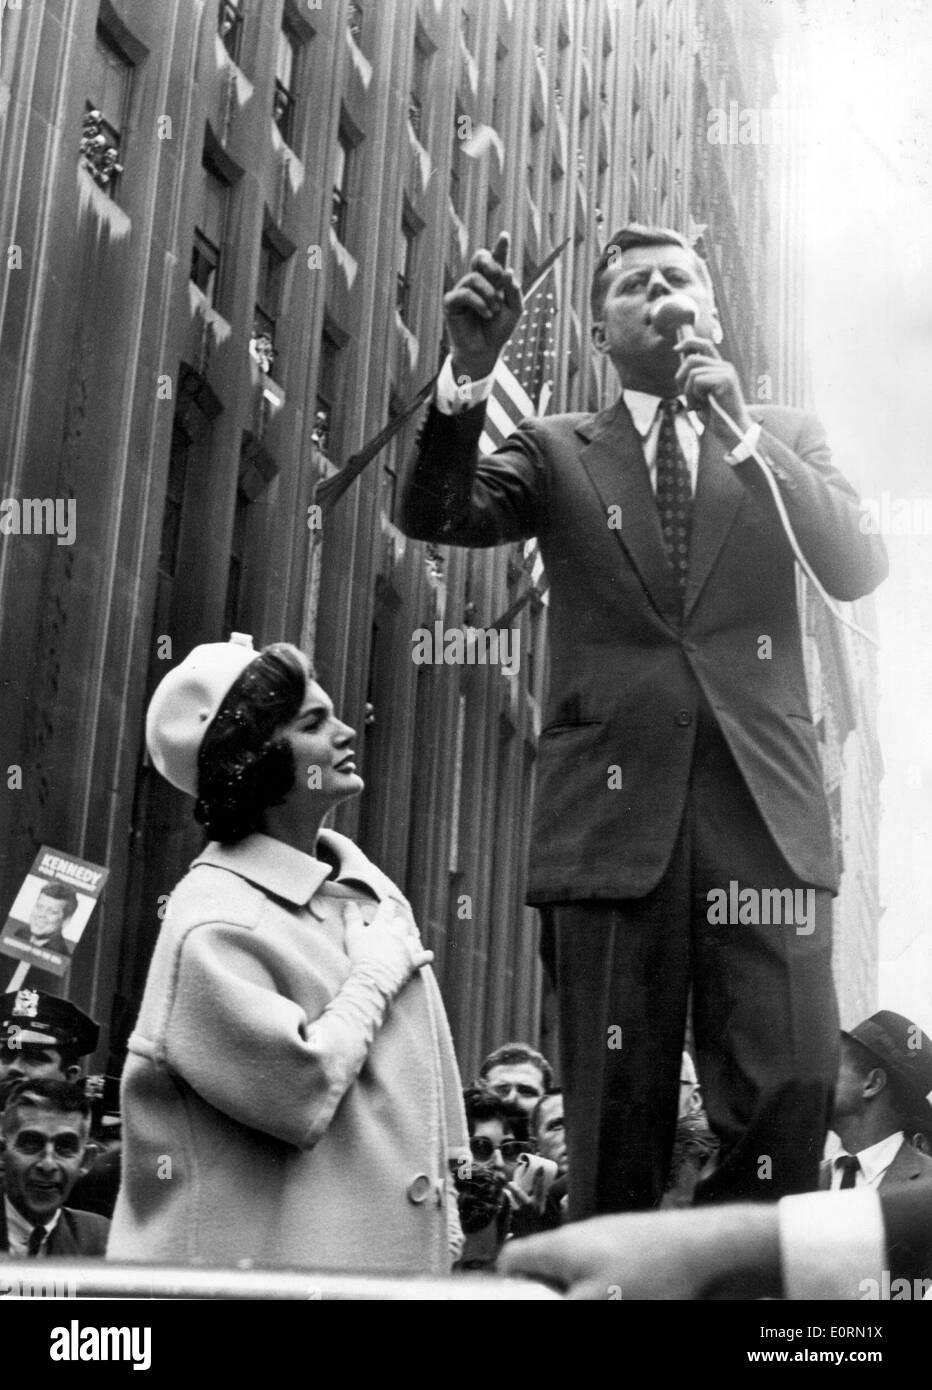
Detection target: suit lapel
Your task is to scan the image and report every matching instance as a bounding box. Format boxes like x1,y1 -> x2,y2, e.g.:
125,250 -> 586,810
879,1140 -> 924,1188
576,398 -> 748,626
683,421 -> 746,621
46,1208 -> 79,1256
575,397 -> 682,626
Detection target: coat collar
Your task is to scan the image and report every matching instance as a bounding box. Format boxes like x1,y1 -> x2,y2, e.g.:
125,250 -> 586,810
574,394 -> 745,625
192,830 -> 398,909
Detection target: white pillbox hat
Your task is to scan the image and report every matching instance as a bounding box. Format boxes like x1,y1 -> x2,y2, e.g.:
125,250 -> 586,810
145,633 -> 260,796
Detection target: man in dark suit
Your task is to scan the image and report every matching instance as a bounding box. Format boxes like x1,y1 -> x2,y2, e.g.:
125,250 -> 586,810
822,1010 -> 932,1194
0,1078 -> 109,1257
400,226 -> 888,1218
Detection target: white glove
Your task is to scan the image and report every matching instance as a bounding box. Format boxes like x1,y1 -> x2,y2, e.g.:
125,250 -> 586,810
342,898 -> 433,999
298,901 -> 434,1127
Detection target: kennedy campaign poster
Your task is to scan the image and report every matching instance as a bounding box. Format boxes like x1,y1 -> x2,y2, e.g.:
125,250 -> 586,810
0,846 -> 109,979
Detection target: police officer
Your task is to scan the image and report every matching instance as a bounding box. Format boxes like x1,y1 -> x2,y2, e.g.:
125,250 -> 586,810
0,989 -> 99,1089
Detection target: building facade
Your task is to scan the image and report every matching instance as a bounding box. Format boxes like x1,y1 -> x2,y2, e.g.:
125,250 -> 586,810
0,0 -> 882,1077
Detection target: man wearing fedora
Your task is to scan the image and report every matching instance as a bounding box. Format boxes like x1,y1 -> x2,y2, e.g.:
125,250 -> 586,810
823,1010 -> 932,1192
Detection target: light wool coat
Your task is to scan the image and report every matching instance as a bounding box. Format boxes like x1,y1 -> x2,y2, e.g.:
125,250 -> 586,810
108,831 -> 468,1274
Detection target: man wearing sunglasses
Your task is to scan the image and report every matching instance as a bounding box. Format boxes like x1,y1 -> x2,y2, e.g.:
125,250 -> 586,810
0,1077 -> 109,1257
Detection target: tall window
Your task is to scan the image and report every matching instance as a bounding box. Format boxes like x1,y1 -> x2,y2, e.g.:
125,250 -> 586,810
316,329 -> 341,453
218,0 -> 244,63
254,234 -> 287,369
397,216 -> 416,321
273,24 -> 298,144
409,35 -> 430,136
527,110 -> 543,200
491,38 -> 507,135
83,26 -> 133,196
450,110 -> 465,215
382,396 -> 403,522
347,1 -> 364,44
331,131 -> 352,242
190,157 -> 229,307
158,424 -> 190,579
224,487 -> 250,636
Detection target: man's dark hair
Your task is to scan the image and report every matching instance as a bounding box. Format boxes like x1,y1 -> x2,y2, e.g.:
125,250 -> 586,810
529,1088 -> 563,1141
1,1077 -> 91,1129
479,1041 -> 553,1092
589,223 -> 713,320
36,881 -> 79,920
195,642 -> 311,844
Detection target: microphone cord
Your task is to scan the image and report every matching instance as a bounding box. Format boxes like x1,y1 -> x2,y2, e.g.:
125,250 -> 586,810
665,315 -> 880,649
703,392 -> 880,649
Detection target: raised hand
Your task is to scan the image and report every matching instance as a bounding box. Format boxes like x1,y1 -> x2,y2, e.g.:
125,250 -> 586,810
444,231 -> 523,384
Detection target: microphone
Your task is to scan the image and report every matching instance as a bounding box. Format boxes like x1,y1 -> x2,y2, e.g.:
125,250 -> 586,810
645,295 -> 878,649
650,293 -> 698,342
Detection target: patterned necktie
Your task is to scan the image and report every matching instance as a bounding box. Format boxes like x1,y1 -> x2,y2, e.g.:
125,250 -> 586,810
654,397 -> 693,606
835,1154 -> 861,1189
26,1225 -> 45,1257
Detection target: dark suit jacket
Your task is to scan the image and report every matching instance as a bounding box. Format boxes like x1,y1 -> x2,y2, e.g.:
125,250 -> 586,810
8,923 -> 72,956
401,398 -> 888,902
819,1139 -> 932,1193
0,1200 -> 110,1256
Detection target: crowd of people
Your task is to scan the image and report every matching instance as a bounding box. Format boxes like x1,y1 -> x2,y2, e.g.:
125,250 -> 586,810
2,986 -> 928,1296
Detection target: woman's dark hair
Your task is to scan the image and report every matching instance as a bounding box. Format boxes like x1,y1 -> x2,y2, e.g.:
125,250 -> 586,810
194,642 -> 311,844
462,1084 -> 528,1142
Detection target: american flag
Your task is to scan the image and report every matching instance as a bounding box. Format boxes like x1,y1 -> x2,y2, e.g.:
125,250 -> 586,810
479,264 -> 559,599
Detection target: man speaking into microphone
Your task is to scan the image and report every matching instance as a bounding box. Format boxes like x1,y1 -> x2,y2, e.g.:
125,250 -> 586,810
399,226 -> 888,1218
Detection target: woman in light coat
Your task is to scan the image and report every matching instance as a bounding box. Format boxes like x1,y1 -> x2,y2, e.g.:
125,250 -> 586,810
108,636 -> 467,1274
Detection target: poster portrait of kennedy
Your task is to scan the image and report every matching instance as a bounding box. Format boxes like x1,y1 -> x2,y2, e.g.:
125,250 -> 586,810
5,881 -> 79,960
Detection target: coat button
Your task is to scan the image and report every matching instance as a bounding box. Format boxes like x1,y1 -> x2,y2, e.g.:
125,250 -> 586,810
674,709 -> 692,727
406,1174 -> 433,1204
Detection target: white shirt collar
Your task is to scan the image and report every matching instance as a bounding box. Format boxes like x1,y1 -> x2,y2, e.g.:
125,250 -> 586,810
847,1130 -> 905,1184
623,388 -> 704,438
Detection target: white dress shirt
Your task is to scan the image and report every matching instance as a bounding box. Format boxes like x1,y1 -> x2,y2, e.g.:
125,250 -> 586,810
830,1130 -> 906,1191
622,388 -> 703,496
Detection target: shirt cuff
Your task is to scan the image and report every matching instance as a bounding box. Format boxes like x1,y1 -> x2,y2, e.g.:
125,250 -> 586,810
779,1189 -> 885,1300
724,420 -> 762,463
435,355 -> 495,415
